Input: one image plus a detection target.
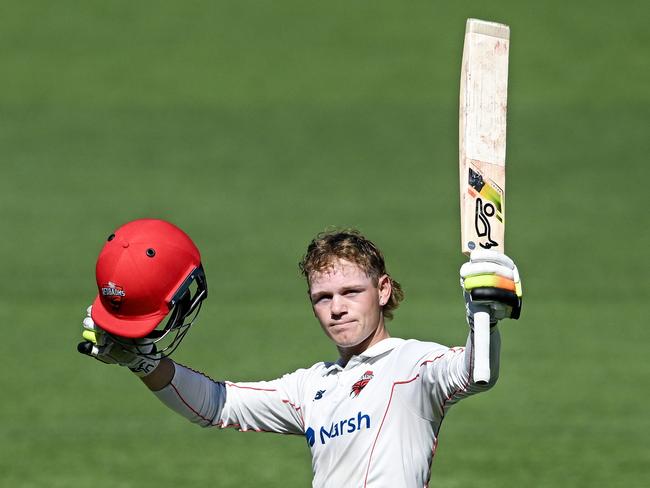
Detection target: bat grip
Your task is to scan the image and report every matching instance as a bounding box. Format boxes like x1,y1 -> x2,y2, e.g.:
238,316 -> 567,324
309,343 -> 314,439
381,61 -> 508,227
472,310 -> 491,384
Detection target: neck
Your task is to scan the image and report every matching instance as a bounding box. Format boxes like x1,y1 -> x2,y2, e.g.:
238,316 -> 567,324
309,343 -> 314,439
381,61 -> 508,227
337,322 -> 390,365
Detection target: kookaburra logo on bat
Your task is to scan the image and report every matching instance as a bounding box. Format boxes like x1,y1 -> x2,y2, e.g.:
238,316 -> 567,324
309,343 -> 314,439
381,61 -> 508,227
474,198 -> 498,249
468,167 -> 501,250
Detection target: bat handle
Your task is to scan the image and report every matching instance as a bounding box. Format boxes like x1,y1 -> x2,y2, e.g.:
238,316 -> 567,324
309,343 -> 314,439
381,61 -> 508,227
472,310 -> 491,384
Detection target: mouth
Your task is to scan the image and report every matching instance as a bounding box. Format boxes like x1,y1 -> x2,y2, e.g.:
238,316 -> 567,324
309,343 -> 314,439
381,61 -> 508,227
330,320 -> 355,329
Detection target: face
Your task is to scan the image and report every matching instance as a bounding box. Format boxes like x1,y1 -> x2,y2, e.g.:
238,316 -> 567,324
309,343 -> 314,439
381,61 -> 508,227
308,259 -> 391,358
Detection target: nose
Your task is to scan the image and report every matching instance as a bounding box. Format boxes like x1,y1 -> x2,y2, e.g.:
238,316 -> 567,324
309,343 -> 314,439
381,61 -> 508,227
330,294 -> 346,317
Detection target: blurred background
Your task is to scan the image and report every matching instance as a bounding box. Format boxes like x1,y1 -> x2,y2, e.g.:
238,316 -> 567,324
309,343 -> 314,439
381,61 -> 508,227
1,1 -> 648,486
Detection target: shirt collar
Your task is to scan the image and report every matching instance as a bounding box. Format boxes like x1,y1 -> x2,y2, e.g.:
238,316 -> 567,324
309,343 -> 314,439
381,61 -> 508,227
321,338 -> 404,376
357,337 -> 404,359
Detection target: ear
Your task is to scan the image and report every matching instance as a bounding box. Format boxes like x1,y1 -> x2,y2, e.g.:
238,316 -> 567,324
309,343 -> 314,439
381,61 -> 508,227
377,274 -> 392,306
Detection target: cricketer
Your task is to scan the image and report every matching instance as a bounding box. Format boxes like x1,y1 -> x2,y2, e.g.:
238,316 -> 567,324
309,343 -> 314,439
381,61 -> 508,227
78,218 -> 522,487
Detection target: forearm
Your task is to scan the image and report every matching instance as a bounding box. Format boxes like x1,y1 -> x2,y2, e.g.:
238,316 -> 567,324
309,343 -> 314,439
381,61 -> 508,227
465,326 -> 501,387
152,362 -> 227,427
432,327 -> 500,413
140,358 -> 175,391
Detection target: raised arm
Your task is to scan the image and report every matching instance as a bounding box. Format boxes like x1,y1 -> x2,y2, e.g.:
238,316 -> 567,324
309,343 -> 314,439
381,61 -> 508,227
417,251 -> 522,417
78,308 -> 305,434
153,362 -> 306,434
420,326 -> 501,417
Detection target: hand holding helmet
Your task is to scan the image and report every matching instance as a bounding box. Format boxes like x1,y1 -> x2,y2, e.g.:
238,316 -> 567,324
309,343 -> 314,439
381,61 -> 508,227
78,306 -> 161,376
78,219 -> 208,370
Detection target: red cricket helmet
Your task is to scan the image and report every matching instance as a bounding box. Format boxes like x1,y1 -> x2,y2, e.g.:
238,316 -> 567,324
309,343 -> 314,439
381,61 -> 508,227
91,219 -> 207,354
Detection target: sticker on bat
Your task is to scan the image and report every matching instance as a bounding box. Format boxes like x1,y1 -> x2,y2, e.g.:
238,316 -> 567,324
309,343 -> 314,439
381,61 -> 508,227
474,198 -> 498,249
468,168 -> 503,217
467,167 -> 504,250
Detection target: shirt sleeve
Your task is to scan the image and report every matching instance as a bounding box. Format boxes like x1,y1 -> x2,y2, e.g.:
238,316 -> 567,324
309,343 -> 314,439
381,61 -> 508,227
153,362 -> 306,435
417,327 -> 501,420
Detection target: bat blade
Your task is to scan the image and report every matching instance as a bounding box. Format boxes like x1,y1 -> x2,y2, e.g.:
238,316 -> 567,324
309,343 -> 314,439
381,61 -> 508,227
459,18 -> 510,256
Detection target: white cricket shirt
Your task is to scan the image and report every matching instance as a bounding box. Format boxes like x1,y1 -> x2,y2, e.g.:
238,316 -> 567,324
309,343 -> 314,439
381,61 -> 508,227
155,331 -> 500,487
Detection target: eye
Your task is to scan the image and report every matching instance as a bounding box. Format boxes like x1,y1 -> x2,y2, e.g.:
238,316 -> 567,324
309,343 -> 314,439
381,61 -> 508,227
312,295 -> 331,305
343,289 -> 361,297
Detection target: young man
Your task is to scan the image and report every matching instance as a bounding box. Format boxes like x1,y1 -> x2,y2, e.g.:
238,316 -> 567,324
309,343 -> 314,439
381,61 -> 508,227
79,220 -> 522,487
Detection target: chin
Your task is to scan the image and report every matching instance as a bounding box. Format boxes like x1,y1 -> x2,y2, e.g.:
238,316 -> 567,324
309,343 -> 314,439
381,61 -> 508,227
335,340 -> 360,349
333,332 -> 371,349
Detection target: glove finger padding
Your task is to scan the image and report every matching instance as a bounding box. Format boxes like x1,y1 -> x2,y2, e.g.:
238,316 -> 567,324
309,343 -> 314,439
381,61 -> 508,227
459,261 -> 514,280
461,251 -> 523,323
467,250 -> 515,268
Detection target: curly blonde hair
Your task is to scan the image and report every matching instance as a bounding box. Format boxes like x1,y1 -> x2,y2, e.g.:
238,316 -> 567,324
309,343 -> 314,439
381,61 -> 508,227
298,229 -> 404,320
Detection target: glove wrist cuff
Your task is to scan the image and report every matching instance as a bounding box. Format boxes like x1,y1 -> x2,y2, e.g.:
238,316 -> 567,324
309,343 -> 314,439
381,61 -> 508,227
129,356 -> 161,377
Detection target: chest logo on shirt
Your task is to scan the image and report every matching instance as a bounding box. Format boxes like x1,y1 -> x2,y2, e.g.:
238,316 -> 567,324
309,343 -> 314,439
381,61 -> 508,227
350,370 -> 374,397
314,389 -> 326,400
305,411 -> 371,447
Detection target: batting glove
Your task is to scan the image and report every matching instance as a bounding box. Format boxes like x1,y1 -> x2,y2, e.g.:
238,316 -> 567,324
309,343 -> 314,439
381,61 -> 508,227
460,250 -> 522,326
77,306 -> 160,377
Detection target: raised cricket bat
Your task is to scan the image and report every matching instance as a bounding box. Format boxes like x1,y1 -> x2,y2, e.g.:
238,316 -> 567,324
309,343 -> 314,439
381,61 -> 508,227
459,19 -> 510,384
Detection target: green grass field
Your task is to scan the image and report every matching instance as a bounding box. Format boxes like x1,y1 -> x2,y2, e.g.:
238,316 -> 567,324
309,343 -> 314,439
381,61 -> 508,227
1,1 -> 648,486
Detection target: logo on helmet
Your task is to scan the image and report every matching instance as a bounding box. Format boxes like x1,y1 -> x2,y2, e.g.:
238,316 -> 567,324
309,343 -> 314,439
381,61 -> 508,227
101,282 -> 126,310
